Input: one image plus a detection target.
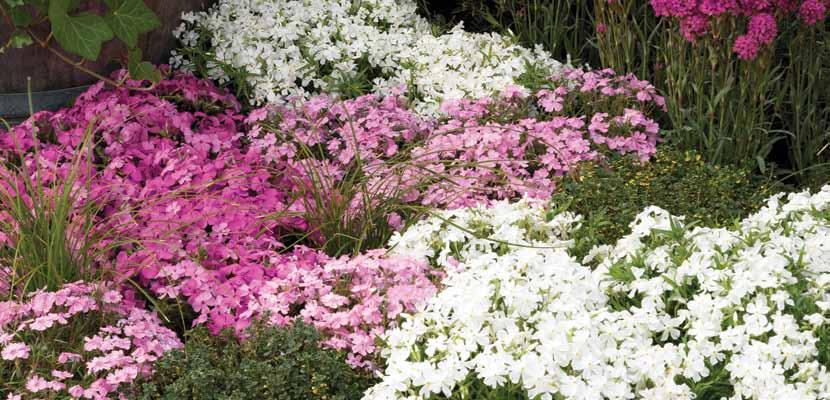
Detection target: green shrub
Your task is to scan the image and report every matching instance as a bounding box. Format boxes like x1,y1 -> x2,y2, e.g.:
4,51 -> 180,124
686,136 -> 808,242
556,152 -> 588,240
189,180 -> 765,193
130,320 -> 376,400
553,147 -> 780,259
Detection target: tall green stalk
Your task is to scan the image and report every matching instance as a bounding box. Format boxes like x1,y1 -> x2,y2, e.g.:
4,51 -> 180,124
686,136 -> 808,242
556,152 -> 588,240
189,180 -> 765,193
775,20 -> 830,186
593,0 -> 661,79
453,0 -> 594,64
660,20 -> 781,168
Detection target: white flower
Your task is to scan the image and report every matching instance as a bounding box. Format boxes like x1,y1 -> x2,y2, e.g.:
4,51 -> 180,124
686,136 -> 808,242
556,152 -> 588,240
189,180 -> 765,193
367,186 -> 830,399
173,0 -> 563,116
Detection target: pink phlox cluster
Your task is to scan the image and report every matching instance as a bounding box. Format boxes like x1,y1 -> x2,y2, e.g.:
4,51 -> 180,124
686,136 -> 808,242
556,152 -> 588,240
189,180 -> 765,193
412,68 -> 662,207
252,68 -> 662,209
0,282 -> 181,399
153,248 -> 440,369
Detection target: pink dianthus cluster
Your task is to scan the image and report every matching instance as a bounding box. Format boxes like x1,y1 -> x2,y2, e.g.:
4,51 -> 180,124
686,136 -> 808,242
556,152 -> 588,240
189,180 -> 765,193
649,0 -> 828,59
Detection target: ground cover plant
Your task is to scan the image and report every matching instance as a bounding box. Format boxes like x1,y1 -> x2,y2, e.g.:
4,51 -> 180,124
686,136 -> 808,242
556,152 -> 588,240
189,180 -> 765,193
171,0 -> 562,115
366,186 -> 830,399
131,321 -> 376,400
552,147 -> 780,258
0,282 -> 182,399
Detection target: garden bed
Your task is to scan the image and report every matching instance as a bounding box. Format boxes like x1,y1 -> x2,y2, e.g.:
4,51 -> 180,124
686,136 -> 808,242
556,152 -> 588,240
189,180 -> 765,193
1,1 -> 828,399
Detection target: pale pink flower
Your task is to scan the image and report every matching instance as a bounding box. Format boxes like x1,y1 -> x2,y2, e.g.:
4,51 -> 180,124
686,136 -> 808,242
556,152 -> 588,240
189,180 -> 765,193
1,342 -> 30,360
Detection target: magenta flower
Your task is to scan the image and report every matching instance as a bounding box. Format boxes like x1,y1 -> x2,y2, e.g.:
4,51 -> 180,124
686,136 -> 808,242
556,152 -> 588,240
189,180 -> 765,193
733,35 -> 760,60
800,0 -> 827,24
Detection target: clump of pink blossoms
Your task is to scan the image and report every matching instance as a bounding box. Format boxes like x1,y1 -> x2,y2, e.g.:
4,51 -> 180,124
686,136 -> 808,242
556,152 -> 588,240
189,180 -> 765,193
252,66 -> 663,209
0,282 -> 181,399
0,71 -> 441,369
650,0 -> 829,60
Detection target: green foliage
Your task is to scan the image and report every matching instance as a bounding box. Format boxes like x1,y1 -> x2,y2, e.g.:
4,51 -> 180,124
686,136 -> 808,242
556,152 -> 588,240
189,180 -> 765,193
287,138 -> 431,258
659,21 -> 782,169
774,20 -> 830,188
552,147 -> 780,259
131,320 -> 376,400
49,0 -> 115,60
429,0 -> 594,64
593,0 -> 662,81
0,125 -> 112,295
0,0 -> 162,81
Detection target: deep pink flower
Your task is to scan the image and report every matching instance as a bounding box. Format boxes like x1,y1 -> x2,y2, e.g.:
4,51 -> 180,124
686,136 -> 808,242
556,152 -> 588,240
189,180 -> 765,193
800,0 -> 827,24
734,35 -> 760,60
25,375 -> 50,393
748,13 -> 778,44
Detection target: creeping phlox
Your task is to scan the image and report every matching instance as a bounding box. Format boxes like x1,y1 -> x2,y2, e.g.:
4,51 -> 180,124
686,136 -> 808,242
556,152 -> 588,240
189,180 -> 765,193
0,282 -> 181,400
0,72 -> 440,370
366,186 -> 830,400
152,249 -> 440,369
386,198 -> 582,269
251,67 -> 663,210
172,0 -> 562,115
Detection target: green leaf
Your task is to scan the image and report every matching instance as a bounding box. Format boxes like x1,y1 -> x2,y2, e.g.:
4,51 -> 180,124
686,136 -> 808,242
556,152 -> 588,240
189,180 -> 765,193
1,30 -> 33,54
9,30 -> 33,48
49,0 -> 114,60
9,5 -> 32,26
127,47 -> 162,82
104,0 -> 160,48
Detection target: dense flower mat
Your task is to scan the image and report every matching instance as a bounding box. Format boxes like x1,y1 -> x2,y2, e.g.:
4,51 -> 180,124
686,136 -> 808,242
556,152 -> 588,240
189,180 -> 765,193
367,190 -> 830,399
173,0 -> 562,115
0,69 -> 826,399
0,68 -> 657,396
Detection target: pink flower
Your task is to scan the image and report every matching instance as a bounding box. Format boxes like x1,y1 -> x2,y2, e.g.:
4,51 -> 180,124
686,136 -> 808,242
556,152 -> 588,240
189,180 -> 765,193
68,385 -> 84,398
800,0 -> 827,24
748,13 -> 778,45
0,333 -> 12,345
733,35 -> 760,60
1,342 -> 30,360
101,290 -> 122,304
51,370 -> 74,380
386,212 -> 403,231
25,375 -> 50,393
58,352 -> 82,364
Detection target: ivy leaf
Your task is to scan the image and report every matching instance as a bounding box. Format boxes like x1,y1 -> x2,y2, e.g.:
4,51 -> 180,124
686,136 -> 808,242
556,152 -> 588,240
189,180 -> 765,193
104,0 -> 160,48
9,5 -> 32,26
49,0 -> 113,60
128,47 -> 162,83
